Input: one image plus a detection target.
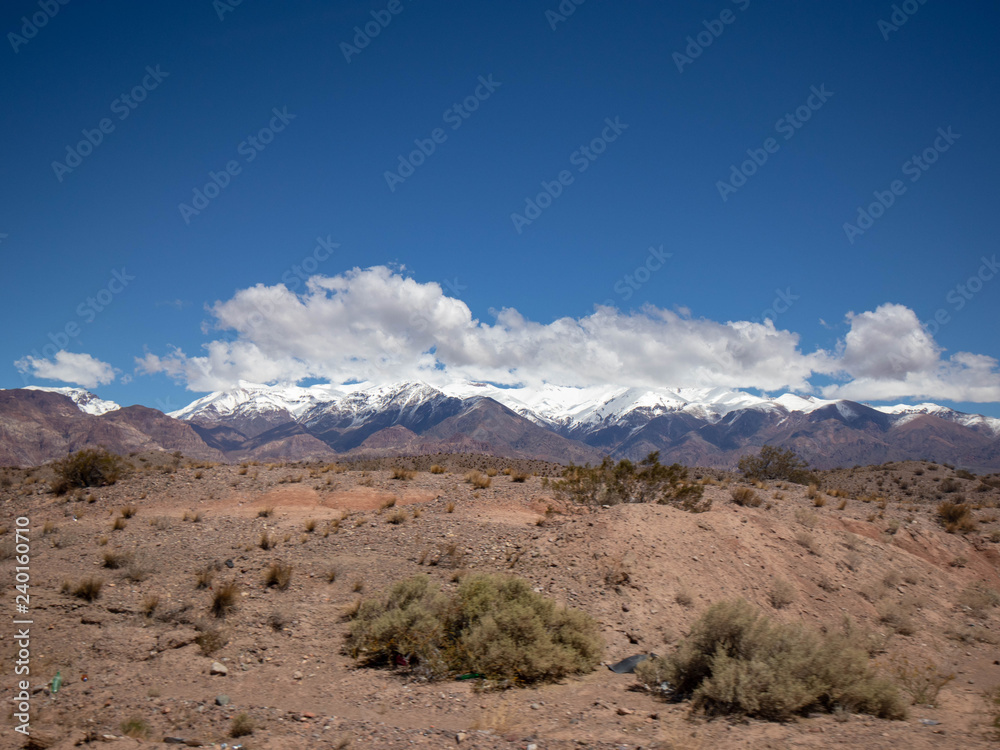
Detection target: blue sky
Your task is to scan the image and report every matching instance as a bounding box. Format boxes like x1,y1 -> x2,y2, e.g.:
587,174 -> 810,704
2,0 -> 999,416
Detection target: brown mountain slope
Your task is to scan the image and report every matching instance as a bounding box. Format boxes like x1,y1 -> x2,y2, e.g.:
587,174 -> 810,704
0,390 -> 224,466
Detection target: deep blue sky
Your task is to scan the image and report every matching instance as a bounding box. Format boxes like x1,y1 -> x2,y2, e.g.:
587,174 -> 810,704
2,0 -> 998,415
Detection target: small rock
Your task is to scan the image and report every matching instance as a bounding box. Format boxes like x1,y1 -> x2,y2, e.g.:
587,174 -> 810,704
210,661 -> 228,676
455,731 -> 467,743
216,695 -> 230,706
617,707 -> 634,715
225,559 -> 234,568
530,703 -> 541,710
293,670 -> 304,680
303,711 -> 316,719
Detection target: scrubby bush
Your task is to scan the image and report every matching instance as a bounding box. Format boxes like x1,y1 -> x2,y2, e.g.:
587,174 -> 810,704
465,471 -> 492,489
264,561 -> 293,590
345,573 -> 603,686
730,486 -> 761,507
555,452 -> 708,513
51,448 -> 126,493
937,501 -> 975,533
71,577 -> 104,602
738,445 -> 814,485
634,599 -> 905,721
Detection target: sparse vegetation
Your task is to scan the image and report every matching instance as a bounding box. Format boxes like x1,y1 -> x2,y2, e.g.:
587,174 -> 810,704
729,486 -> 761,507
391,467 -> 416,480
71,577 -> 103,602
51,448 -> 127,493
429,464 -> 446,474
634,599 -> 905,720
345,573 -> 603,686
264,561 -> 293,590
768,578 -> 796,609
465,471 -> 492,489
555,452 -> 708,512
738,445 -> 814,485
211,580 -> 240,617
120,717 -> 151,739
883,655 -> 954,706
937,500 -> 975,533
230,712 -> 255,738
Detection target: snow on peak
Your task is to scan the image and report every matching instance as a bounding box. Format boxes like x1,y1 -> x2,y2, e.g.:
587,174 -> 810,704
22,386 -> 121,416
169,380 -> 1000,436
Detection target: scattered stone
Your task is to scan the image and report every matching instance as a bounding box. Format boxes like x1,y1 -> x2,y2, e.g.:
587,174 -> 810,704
293,670 -> 304,680
216,694 -> 230,706
210,661 -> 228,676
455,731 -> 467,743
617,707 -> 634,715
530,703 -> 541,710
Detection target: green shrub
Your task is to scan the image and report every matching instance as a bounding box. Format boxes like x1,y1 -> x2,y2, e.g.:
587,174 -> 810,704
51,448 -> 126,493
345,573 -> 602,686
738,445 -> 814,485
634,599 -> 905,721
554,452 -> 708,512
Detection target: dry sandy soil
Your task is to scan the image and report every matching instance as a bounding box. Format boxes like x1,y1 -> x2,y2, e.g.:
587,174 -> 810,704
1,455 -> 999,749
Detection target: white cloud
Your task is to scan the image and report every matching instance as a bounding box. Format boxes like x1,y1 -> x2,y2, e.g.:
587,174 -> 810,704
135,267 -> 1000,403
16,351 -> 117,389
819,304 -> 1000,402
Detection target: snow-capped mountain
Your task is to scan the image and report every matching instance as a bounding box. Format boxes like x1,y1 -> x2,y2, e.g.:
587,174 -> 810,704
4,381 -> 997,470
164,379 -> 1000,470
22,386 -> 121,416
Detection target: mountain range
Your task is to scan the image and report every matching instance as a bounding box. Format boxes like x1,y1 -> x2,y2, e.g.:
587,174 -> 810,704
2,382 -> 999,472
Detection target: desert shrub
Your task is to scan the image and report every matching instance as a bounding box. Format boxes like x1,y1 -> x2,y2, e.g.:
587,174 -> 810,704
391,467 -> 415,481
634,599 -> 905,721
937,501 -> 975,533
769,579 -> 796,609
230,712 -> 255,738
986,685 -> 1000,740
71,577 -> 103,602
102,550 -> 133,569
195,625 -> 229,655
304,518 -> 317,532
510,471 -> 530,483
465,471 -> 492,489
211,580 -> 240,617
264,561 -> 293,590
958,582 -> 1000,618
51,448 -> 127,493
141,594 -> 160,616
882,655 -> 954,706
429,464 -> 447,474
120,717 -> 151,739
345,573 -> 602,686
730,486 -> 761,507
386,508 -> 408,525
737,445 -> 814,485
555,452 -> 708,512
877,599 -> 916,635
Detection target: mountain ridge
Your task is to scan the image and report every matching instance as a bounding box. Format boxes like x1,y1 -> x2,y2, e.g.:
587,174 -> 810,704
2,382 -> 998,471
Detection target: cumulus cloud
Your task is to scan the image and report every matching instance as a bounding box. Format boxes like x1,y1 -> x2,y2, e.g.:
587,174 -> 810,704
135,267 -> 1000,403
16,351 -> 117,389
819,304 -> 1000,402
